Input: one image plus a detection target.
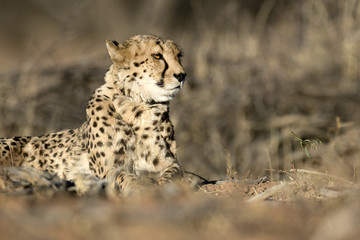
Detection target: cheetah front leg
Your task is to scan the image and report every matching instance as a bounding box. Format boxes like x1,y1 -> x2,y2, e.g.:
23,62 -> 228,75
157,162 -> 182,185
112,97 -> 183,185
106,169 -> 141,196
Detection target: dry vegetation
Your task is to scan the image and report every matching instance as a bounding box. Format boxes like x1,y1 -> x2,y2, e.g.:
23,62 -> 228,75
1,0 -> 360,239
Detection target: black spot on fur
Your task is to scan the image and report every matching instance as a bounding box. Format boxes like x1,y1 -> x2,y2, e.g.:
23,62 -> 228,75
112,40 -> 119,46
29,156 -> 36,162
166,151 -> 173,158
109,105 -> 116,112
114,147 -> 125,155
135,111 -> 143,118
153,157 -> 159,166
161,112 -> 170,121
134,62 -> 140,67
156,79 -> 164,87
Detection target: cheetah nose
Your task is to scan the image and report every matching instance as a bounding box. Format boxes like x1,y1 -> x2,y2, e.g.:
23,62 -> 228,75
173,73 -> 186,83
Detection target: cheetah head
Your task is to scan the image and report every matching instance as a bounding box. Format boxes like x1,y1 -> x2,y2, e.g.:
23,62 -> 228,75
105,35 -> 186,103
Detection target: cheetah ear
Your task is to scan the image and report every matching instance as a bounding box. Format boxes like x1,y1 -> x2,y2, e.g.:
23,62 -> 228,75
106,40 -> 126,64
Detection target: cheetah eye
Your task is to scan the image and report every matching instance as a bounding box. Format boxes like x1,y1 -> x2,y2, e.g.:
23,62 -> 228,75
152,53 -> 163,60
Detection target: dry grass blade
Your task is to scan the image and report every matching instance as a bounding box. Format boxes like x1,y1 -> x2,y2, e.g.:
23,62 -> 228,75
246,182 -> 289,202
288,169 -> 355,185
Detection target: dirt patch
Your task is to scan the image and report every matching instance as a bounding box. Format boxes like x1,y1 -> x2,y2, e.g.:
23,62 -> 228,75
1,167 -> 359,240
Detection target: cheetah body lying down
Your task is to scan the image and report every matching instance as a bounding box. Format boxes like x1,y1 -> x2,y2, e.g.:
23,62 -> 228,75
0,35 -> 186,193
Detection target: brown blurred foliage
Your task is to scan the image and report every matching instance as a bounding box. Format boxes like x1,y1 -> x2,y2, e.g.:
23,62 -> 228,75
1,0 -> 360,180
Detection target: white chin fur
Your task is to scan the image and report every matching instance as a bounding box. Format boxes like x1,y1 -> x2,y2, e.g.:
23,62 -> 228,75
122,72 -> 182,103
141,84 -> 180,102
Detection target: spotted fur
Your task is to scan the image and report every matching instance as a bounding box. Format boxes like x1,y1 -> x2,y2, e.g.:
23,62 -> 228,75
0,35 -> 186,194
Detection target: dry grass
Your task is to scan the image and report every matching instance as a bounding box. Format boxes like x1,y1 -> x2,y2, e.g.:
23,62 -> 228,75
1,0 -> 360,239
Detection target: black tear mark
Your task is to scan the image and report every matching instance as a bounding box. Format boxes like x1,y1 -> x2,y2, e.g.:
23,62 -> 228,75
161,58 -> 168,79
156,57 -> 168,88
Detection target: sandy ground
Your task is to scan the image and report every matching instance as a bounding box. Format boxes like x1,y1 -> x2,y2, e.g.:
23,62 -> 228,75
1,167 -> 360,240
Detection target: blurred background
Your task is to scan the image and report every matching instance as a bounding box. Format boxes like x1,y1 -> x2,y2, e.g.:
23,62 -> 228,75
1,0 -> 360,181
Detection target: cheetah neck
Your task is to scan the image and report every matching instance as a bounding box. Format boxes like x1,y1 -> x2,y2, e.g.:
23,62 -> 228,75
101,73 -> 170,118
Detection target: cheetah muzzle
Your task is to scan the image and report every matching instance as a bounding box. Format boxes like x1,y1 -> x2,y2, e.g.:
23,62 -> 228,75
0,34 -> 186,195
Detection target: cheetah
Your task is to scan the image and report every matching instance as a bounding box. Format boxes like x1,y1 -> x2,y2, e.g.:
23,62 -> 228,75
0,34 -> 186,194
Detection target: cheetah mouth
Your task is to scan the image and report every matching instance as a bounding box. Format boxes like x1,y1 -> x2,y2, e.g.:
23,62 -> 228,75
169,81 -> 184,90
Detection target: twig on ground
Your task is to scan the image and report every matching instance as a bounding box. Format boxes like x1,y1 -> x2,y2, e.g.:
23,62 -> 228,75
266,168 -> 355,185
246,182 -> 289,202
289,169 -> 354,185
